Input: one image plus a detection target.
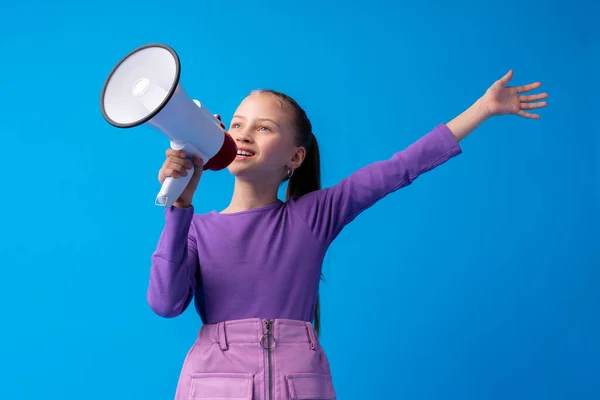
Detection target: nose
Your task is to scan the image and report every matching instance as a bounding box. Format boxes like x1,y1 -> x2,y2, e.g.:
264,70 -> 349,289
234,129 -> 254,144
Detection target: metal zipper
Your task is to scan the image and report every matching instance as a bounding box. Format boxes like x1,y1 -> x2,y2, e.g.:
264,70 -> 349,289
261,319 -> 275,400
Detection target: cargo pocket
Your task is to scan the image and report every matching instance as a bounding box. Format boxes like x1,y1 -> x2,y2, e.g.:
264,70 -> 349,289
189,372 -> 254,399
285,373 -> 336,400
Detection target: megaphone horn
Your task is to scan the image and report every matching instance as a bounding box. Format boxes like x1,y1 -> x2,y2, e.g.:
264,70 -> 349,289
100,43 -> 237,207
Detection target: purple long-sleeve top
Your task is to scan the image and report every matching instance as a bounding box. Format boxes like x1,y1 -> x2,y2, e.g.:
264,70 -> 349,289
147,123 -> 462,323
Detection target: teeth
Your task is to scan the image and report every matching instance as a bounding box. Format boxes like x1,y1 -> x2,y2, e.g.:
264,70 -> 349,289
237,150 -> 254,156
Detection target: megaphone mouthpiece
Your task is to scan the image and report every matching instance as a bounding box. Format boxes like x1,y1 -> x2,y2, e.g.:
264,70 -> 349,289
203,133 -> 237,171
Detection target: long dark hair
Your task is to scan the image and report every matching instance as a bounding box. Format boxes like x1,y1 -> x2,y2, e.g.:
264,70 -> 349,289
250,89 -> 323,335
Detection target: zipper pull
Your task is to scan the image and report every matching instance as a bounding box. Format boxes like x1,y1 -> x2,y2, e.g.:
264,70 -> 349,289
260,319 -> 276,349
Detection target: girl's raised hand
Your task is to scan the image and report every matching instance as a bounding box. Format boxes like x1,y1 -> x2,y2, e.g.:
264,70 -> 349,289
482,70 -> 548,119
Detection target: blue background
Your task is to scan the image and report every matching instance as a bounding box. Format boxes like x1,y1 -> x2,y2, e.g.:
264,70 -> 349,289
1,0 -> 597,399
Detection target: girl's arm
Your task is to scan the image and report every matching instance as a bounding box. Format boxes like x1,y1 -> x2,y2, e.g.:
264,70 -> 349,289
292,70 -> 547,245
291,122 -> 462,244
147,206 -> 199,318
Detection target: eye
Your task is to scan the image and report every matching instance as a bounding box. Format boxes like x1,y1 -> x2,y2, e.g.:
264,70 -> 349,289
231,123 -> 241,129
258,126 -> 271,132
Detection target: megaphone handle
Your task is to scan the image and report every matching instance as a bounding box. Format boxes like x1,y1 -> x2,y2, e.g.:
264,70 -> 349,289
155,165 -> 194,207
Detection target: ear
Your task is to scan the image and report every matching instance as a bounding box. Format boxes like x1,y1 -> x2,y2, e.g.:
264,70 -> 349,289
288,146 -> 306,170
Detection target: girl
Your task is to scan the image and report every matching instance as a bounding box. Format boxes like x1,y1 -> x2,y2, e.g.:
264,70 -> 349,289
148,70 -> 547,400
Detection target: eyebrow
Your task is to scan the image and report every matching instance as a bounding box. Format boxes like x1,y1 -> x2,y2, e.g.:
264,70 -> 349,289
232,115 -> 280,127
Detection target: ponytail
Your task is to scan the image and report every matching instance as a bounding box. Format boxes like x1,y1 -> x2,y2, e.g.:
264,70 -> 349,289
286,134 -> 320,199
285,134 -> 322,335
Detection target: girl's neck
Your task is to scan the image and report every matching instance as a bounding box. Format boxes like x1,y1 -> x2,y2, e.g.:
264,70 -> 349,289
221,178 -> 280,214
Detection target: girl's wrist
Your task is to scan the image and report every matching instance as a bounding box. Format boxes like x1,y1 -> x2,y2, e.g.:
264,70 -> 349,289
173,200 -> 192,208
447,97 -> 491,142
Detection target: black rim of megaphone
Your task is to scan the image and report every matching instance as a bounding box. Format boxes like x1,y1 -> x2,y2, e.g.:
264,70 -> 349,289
100,43 -> 181,129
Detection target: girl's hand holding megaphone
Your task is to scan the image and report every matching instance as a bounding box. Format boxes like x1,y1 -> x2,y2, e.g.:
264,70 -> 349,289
157,114 -> 227,208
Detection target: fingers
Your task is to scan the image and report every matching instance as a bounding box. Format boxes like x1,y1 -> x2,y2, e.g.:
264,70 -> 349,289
165,149 -> 190,160
519,91 -> 548,117
214,114 -> 227,130
497,70 -> 542,94
521,100 -> 548,110
164,150 -> 191,167
516,81 -> 542,93
192,155 -> 204,167
520,92 -> 548,102
159,163 -> 190,181
184,156 -> 205,192
499,69 -> 514,85
517,109 -> 541,119
159,150 -> 195,182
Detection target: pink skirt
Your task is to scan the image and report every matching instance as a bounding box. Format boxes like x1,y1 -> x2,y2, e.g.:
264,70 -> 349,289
174,318 -> 337,400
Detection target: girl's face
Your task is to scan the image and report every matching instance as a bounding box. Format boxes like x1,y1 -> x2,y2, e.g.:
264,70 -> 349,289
227,92 -> 305,182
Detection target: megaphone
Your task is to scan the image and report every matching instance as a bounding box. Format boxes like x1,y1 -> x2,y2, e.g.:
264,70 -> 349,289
99,43 -> 237,207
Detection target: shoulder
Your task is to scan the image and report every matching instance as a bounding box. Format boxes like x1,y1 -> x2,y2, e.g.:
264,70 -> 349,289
285,189 -> 327,211
190,210 -> 220,227
284,188 -> 336,226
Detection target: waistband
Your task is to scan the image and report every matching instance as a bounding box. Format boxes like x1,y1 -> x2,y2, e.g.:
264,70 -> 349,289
199,318 -> 318,352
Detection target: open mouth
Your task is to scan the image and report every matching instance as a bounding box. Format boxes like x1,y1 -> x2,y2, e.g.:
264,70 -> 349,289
236,149 -> 255,159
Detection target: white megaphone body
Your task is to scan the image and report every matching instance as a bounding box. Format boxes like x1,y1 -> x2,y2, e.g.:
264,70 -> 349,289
100,43 -> 237,207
